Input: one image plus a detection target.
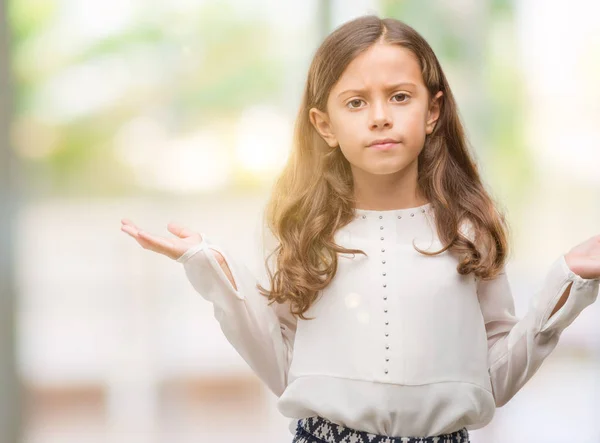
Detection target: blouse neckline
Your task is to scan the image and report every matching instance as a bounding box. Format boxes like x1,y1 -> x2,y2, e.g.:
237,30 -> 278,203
353,202 -> 433,218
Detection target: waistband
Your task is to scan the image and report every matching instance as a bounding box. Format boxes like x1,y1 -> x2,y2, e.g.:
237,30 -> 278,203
296,416 -> 470,443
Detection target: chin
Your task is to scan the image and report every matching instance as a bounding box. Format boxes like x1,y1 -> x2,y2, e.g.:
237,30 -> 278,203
365,160 -> 413,175
378,168 -> 409,175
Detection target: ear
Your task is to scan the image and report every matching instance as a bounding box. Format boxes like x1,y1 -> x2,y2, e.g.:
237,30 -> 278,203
309,107 -> 339,148
426,91 -> 443,135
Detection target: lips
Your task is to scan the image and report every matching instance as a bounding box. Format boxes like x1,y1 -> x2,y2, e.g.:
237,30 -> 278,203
369,142 -> 398,151
368,138 -> 399,147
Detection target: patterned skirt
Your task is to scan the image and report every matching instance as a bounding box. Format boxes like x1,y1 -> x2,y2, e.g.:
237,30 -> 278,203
292,416 -> 470,443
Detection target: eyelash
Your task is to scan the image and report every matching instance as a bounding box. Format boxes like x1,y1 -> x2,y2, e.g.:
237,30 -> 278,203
346,93 -> 410,109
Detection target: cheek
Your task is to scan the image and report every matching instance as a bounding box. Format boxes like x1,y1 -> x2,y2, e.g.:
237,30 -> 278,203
394,107 -> 427,130
329,114 -> 360,144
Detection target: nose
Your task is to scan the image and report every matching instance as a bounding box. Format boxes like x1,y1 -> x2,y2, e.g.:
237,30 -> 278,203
369,100 -> 393,129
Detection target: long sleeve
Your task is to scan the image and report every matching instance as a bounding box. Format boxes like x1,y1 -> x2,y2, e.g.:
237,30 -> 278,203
477,254 -> 599,407
176,233 -> 297,397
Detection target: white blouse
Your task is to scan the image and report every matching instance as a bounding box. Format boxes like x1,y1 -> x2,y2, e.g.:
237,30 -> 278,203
176,202 -> 599,438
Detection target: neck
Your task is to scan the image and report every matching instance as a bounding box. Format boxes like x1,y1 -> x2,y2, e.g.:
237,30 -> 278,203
352,162 -> 427,210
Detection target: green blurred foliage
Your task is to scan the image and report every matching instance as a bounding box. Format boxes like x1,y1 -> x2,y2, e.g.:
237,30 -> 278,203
9,0 -> 285,196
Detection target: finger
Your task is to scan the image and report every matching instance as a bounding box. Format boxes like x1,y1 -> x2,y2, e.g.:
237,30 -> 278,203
167,222 -> 196,239
123,225 -> 176,257
122,224 -> 151,247
138,230 -> 176,252
121,219 -> 141,230
121,224 -> 139,237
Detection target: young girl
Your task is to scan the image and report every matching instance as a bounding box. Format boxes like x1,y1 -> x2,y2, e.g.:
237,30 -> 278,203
121,15 -> 600,443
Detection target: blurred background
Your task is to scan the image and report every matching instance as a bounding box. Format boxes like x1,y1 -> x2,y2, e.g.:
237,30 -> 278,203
1,0 -> 600,442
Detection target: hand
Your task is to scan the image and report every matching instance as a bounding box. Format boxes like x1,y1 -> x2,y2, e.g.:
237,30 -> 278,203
121,219 -> 238,290
564,234 -> 600,280
120,219 -> 202,261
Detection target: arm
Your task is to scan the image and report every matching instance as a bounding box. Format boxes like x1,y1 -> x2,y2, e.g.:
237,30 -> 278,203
176,233 -> 297,397
477,255 -> 599,407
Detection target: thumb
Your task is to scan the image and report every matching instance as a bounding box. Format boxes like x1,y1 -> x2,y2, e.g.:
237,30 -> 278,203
167,222 -> 200,240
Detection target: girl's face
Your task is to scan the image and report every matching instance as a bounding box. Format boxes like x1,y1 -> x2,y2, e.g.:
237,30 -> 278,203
310,42 -> 442,178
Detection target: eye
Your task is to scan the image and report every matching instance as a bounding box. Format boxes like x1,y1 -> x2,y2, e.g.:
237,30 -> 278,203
392,93 -> 409,102
346,99 -> 364,109
346,93 -> 409,109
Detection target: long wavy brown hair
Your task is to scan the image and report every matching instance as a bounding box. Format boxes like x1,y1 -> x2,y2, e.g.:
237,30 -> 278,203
256,15 -> 511,320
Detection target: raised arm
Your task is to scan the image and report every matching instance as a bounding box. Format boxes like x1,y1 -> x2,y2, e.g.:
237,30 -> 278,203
176,233 -> 297,397
121,219 -> 297,397
477,255 -> 599,407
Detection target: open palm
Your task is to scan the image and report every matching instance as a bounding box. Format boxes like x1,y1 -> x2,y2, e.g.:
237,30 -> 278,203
565,234 -> 600,280
120,219 -> 202,261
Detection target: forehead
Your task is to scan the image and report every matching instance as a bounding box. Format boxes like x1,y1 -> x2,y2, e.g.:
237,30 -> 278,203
332,43 -> 424,93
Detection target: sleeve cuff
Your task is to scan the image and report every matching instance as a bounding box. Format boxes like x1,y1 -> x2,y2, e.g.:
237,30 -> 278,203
176,233 -> 209,264
176,233 -> 246,301
537,254 -> 599,334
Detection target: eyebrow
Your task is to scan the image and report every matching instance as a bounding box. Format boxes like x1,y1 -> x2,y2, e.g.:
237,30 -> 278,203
337,82 -> 417,98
